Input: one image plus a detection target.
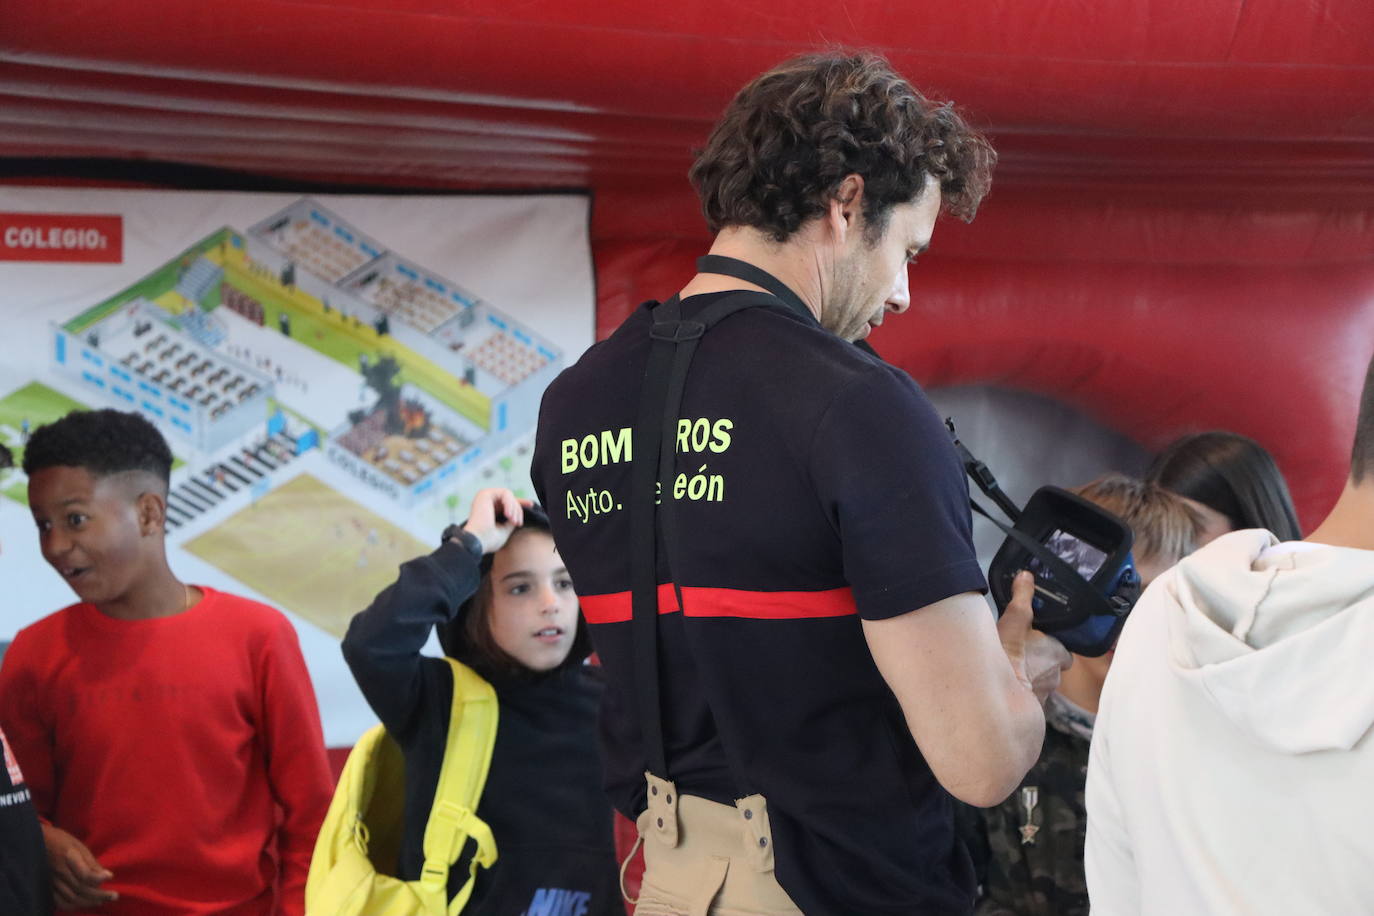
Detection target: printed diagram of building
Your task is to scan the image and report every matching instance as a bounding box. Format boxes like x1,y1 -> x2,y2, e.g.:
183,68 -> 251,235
164,428 -> 305,531
50,196 -> 563,517
53,308 -> 274,453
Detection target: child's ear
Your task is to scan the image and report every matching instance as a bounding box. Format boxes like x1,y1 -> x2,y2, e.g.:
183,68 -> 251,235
136,490 -> 168,535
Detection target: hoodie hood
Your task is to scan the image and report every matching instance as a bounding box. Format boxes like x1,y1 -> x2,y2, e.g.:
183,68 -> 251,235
1161,529 -> 1374,754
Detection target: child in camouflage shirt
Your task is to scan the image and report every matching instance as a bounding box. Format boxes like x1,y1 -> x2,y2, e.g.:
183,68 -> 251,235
963,474 -> 1201,916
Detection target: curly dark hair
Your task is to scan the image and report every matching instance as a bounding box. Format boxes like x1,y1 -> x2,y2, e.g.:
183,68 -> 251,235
23,409 -> 173,485
689,51 -> 996,242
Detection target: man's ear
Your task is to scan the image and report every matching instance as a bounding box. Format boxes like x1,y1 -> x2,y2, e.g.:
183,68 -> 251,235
136,489 -> 168,535
824,174 -> 867,246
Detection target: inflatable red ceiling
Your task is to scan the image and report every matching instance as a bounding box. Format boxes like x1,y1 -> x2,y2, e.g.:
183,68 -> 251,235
2,0 -> 1373,526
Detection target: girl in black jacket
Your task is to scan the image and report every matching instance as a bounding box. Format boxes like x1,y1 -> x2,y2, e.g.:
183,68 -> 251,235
342,488 -> 622,914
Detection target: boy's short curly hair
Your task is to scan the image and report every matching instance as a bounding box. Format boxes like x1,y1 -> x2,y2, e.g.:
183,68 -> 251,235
689,51 -> 996,242
22,409 -> 173,486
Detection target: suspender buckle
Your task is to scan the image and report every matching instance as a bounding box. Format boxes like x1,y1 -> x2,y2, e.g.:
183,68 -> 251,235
643,771 -> 682,847
651,319 -> 706,342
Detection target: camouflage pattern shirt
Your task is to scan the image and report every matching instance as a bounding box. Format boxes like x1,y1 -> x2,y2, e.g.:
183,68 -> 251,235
965,693 -> 1094,916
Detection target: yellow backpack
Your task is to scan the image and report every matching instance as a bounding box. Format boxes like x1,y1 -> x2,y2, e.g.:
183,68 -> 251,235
306,658 -> 500,916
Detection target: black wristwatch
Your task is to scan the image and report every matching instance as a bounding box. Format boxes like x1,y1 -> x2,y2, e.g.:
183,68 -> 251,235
441,524 -> 484,560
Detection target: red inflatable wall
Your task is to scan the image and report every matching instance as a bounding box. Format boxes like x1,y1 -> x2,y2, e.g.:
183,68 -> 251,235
593,186 -> 1374,530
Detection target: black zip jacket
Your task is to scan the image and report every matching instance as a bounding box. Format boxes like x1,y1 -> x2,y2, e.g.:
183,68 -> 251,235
0,719 -> 52,916
342,541 -> 622,913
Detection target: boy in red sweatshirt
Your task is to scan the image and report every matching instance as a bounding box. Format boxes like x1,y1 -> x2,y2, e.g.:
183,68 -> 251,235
0,409 -> 331,915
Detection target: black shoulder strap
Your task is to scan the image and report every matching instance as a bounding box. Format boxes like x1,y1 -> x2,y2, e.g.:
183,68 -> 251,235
695,254 -> 815,322
628,287 -> 793,779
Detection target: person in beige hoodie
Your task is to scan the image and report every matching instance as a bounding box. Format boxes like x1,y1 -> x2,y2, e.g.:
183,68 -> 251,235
1085,349 -> 1374,915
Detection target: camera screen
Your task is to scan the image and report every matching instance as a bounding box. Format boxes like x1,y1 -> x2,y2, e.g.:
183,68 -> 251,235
1032,528 -> 1108,581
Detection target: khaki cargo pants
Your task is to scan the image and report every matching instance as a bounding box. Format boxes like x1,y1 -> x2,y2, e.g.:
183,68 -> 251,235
622,773 -> 803,916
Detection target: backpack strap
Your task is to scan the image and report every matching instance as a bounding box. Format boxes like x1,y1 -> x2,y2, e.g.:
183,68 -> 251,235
417,657 -> 500,915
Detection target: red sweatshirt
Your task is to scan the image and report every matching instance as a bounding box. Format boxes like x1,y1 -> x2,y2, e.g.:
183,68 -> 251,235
0,588 -> 332,915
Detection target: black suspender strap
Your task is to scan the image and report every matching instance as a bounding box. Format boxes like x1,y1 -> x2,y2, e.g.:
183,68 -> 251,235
628,297 -> 679,778
628,277 -> 799,781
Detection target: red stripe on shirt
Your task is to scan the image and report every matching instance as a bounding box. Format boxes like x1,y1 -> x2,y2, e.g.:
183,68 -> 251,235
579,584 -> 857,624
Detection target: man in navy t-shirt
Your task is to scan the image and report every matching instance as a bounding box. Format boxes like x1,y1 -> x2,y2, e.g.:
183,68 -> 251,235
533,51 -> 1071,915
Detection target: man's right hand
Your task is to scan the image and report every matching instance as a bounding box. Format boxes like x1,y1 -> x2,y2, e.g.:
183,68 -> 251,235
997,570 -> 1073,704
41,823 -> 117,910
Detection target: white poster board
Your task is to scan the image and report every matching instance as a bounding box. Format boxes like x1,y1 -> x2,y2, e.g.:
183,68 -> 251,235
0,188 -> 593,745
